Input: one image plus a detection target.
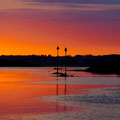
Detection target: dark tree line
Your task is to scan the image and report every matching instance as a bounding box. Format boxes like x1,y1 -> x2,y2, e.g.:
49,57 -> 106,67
0,54 -> 119,67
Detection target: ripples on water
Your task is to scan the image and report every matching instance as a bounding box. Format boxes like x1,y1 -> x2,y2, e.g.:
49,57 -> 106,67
0,67 -> 119,120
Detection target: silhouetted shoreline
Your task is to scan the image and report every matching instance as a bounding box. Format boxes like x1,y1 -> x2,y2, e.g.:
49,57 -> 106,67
0,54 -> 119,75
85,63 -> 120,75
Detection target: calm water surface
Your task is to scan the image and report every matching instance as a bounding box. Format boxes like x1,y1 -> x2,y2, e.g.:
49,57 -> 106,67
0,67 -> 120,120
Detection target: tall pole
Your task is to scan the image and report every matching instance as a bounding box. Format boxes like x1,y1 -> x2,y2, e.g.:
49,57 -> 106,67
65,47 -> 67,76
57,46 -> 59,74
56,47 -> 59,96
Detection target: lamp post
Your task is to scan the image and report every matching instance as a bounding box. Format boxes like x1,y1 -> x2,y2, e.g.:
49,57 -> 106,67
57,46 -> 59,74
65,47 -> 67,76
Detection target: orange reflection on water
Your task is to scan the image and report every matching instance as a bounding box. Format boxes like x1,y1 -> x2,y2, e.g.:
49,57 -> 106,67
0,83 -> 84,115
0,68 -> 119,117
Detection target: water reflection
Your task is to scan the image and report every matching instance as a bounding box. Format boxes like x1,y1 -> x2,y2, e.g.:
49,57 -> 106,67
56,76 -> 67,95
56,76 -> 67,112
0,67 -> 119,120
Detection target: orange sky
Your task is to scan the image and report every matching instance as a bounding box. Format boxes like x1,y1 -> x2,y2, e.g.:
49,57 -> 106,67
0,0 -> 120,56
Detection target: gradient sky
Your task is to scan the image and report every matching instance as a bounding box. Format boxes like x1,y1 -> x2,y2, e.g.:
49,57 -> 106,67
0,0 -> 120,55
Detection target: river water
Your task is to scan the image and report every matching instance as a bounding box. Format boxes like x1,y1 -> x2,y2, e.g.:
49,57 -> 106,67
0,67 -> 119,120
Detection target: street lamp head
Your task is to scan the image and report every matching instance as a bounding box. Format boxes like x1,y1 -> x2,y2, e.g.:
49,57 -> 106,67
65,47 -> 67,52
57,46 -> 59,50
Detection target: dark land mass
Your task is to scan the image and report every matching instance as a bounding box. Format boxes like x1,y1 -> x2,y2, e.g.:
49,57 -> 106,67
0,54 -> 120,74
85,55 -> 120,75
86,63 -> 120,75
0,54 -> 119,67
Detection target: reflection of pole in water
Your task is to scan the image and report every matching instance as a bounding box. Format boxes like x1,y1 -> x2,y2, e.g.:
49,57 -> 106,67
65,47 -> 67,76
56,76 -> 59,95
56,76 -> 59,112
64,76 -> 67,95
57,46 -> 59,75
56,83 -> 59,112
64,76 -> 67,111
56,84 -> 58,95
64,84 -> 67,95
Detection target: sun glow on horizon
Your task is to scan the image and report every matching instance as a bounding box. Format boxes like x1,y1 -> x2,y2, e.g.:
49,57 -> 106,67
0,0 -> 120,55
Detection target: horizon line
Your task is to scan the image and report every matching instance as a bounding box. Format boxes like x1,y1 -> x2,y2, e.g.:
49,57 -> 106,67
0,54 -> 120,57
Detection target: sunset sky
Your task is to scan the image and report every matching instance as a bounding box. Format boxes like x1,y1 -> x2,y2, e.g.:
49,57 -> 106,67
0,0 -> 120,56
